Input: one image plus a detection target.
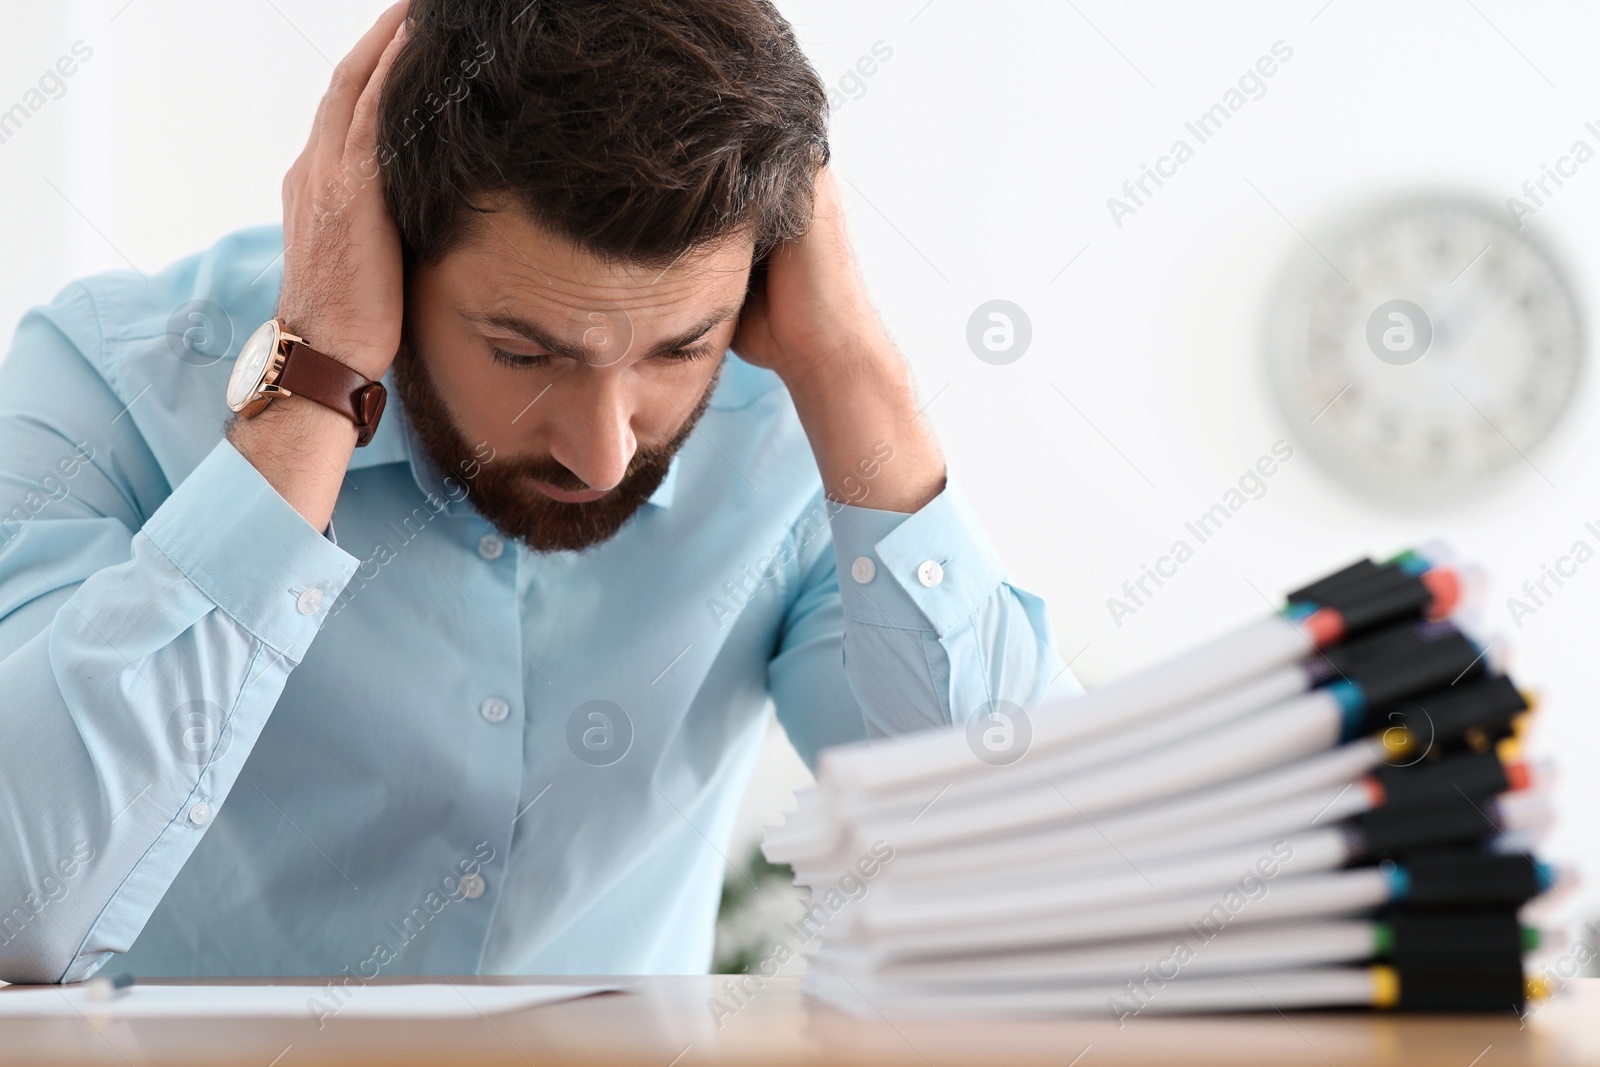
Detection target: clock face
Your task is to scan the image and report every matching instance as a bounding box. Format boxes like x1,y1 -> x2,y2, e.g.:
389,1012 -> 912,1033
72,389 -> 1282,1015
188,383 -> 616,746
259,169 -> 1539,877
1267,194 -> 1585,505
228,320 -> 279,410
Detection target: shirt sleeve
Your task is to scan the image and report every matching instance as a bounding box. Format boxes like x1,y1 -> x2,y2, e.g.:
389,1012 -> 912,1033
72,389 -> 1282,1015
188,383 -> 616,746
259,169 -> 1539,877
767,477 -> 1082,770
0,289 -> 359,983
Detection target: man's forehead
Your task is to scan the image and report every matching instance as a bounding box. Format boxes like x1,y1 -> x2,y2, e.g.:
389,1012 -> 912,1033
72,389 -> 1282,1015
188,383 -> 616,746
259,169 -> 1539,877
453,258 -> 745,316
454,201 -> 754,299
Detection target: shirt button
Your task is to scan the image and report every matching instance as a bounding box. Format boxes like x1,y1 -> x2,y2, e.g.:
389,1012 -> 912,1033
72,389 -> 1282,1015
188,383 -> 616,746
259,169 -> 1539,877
187,802 -> 213,826
295,587 -> 324,615
850,556 -> 876,584
916,560 -> 944,588
460,872 -> 486,900
480,697 -> 511,724
478,533 -> 505,560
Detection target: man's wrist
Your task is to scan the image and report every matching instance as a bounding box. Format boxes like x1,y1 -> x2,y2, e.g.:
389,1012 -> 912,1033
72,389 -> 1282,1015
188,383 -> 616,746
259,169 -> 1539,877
276,309 -> 393,381
227,390 -> 360,454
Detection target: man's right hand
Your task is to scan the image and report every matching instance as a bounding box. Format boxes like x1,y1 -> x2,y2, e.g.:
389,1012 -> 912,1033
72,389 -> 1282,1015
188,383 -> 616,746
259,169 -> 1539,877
277,0 -> 410,380
228,2 -> 410,532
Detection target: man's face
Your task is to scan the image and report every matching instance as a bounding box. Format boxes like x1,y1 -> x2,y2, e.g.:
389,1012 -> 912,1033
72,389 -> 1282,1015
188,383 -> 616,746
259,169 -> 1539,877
394,200 -> 754,552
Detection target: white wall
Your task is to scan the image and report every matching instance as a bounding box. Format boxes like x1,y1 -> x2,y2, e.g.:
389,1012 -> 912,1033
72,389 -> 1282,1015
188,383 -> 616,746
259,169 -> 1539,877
3,0 -> 1595,929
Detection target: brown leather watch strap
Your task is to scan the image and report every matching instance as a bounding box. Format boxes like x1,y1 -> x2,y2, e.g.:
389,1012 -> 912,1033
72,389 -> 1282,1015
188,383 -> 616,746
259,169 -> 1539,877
275,342 -> 388,447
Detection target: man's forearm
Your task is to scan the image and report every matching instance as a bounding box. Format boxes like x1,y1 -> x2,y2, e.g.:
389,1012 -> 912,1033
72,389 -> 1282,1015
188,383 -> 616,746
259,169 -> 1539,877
786,339 -> 946,513
226,394 -> 359,533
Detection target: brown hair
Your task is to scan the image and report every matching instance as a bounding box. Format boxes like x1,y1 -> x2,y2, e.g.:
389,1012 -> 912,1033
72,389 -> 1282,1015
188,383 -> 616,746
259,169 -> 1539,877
377,0 -> 830,273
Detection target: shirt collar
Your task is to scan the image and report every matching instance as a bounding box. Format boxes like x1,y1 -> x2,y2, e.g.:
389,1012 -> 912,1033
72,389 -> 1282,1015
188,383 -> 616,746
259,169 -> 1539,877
346,367 -> 679,511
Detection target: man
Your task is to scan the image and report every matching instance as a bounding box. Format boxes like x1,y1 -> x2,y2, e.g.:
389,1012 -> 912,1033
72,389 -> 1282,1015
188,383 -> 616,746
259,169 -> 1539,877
0,0 -> 1077,984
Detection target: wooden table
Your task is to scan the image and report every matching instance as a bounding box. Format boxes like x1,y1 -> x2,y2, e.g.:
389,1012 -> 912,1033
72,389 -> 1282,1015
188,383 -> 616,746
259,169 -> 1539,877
3,976 -> 1597,1066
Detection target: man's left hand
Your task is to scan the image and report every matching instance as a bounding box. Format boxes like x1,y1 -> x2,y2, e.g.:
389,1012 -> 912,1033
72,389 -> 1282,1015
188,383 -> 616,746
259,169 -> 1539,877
732,166 -> 947,514
732,166 -> 887,389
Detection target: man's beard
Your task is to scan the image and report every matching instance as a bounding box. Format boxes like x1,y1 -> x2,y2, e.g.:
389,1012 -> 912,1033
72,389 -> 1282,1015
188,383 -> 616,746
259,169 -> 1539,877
391,332 -> 721,553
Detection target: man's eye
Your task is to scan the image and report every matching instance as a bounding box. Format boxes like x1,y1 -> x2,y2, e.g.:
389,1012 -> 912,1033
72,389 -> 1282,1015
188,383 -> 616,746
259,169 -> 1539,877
491,347 -> 551,369
490,342 -> 717,368
657,342 -> 717,363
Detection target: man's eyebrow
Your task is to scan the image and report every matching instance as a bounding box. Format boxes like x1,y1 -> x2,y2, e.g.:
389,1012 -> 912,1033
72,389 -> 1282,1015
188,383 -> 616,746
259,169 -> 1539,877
460,304 -> 743,364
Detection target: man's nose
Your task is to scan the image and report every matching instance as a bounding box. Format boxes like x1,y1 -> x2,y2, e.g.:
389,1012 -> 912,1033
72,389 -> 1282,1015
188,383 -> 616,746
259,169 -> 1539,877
547,372 -> 637,492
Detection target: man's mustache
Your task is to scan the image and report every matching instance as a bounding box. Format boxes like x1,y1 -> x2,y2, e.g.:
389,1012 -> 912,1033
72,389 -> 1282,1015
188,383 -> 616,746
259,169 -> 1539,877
488,448 -> 673,496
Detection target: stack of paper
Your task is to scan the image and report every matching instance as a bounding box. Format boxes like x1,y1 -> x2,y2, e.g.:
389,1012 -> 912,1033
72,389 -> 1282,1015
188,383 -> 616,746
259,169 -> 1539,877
764,551 -> 1563,1018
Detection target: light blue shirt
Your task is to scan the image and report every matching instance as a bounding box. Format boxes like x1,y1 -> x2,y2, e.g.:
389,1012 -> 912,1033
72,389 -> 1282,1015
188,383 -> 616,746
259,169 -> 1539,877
0,224 -> 1080,984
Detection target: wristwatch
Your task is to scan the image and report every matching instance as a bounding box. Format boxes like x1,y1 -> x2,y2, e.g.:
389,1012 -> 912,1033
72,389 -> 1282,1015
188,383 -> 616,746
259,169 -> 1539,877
226,317 -> 388,446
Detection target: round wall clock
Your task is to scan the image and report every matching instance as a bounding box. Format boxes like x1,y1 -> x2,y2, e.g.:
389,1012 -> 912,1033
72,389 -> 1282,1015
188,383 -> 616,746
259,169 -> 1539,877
1266,193 -> 1585,505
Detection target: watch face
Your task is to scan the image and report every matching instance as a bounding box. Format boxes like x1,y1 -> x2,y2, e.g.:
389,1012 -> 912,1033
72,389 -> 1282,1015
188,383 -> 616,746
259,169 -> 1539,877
1268,192 -> 1586,506
228,320 -> 280,410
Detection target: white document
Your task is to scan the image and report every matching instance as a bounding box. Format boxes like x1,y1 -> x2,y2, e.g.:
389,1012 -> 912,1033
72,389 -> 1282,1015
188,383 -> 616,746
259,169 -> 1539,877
0,982 -> 619,1019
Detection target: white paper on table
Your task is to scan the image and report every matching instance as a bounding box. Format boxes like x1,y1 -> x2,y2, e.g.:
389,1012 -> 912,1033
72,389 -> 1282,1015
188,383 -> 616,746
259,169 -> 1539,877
0,982 -> 619,1019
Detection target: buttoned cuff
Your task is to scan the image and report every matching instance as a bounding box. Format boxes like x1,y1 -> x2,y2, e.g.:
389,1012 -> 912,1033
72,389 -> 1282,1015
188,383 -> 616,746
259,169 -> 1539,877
831,478 -> 1008,638
141,436 -> 359,661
